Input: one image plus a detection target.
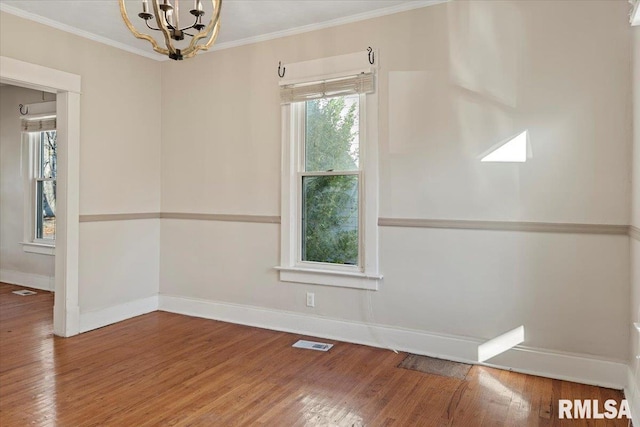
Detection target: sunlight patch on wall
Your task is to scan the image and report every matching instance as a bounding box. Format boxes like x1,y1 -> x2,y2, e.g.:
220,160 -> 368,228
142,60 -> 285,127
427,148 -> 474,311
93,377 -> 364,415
481,130 -> 528,163
478,325 -> 525,362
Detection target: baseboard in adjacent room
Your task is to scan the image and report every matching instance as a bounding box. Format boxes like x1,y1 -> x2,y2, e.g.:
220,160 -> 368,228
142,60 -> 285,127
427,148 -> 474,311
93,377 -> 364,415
158,294 -> 628,390
79,295 -> 159,333
0,269 -> 54,292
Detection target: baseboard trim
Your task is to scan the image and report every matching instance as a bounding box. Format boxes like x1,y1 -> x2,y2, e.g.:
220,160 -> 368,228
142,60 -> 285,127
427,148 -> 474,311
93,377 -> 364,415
0,269 -> 54,291
79,295 -> 159,333
158,294 -> 627,389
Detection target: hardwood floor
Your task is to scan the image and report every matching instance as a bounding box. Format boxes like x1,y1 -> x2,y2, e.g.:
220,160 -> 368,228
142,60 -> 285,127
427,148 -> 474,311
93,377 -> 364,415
0,282 -> 630,426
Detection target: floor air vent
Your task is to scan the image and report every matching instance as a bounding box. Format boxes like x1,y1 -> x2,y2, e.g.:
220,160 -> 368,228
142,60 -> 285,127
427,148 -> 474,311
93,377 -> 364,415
12,290 -> 37,296
292,340 -> 333,352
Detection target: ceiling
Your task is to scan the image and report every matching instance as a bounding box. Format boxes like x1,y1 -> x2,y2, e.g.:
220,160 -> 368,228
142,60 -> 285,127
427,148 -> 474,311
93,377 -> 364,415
0,0 -> 444,60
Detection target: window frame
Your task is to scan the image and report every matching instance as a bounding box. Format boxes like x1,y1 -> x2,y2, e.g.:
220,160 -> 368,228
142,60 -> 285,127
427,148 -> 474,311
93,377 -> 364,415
22,130 -> 56,255
277,71 -> 381,290
34,130 -> 57,243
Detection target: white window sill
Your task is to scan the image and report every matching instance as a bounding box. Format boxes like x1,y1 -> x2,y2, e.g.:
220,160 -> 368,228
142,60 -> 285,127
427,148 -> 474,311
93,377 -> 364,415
22,242 -> 55,256
275,266 -> 381,290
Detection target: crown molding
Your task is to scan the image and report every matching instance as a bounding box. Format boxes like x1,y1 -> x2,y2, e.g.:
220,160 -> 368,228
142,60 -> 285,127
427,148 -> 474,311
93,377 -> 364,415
1,1 -> 448,61
207,0 -> 448,54
0,4 -> 166,61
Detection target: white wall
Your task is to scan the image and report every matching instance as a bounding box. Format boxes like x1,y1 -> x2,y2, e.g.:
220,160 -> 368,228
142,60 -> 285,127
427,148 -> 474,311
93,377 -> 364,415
0,85 -> 56,289
160,0 -> 632,384
0,12 -> 161,317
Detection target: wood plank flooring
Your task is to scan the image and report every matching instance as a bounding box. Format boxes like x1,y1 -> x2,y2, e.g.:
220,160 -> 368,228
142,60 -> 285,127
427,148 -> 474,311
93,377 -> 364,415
0,282 -> 630,426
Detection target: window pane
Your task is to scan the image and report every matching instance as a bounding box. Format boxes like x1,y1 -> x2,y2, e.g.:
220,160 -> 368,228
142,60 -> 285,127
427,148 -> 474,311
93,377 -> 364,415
36,180 -> 56,240
302,175 -> 358,265
305,95 -> 359,172
40,131 -> 57,179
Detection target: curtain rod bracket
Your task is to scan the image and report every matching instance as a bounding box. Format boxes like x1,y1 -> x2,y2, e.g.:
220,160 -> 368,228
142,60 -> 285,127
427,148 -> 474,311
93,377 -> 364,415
367,47 -> 375,65
19,104 -> 28,115
278,61 -> 286,78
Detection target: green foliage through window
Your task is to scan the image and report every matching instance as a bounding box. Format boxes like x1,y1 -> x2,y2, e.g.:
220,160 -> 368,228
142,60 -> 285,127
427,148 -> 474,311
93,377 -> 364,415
36,131 -> 56,240
301,96 -> 359,265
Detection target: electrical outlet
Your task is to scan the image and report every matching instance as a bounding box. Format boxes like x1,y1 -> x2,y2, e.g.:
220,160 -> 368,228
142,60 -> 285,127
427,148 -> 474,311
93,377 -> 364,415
306,292 -> 315,307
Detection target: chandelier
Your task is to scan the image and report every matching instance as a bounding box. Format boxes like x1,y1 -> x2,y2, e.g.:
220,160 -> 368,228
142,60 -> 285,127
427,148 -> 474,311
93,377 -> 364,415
119,0 -> 222,60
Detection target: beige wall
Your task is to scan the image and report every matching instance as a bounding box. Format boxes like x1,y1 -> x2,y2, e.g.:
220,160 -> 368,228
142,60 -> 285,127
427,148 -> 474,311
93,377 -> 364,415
160,0 -> 632,362
0,12 -> 162,312
0,0 -> 634,384
0,85 -> 56,283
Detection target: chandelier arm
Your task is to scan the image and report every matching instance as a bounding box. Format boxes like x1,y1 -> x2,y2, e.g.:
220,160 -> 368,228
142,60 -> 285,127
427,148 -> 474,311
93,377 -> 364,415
182,0 -> 221,56
178,16 -> 201,32
163,12 -> 175,31
199,19 -> 221,50
181,20 -> 220,59
144,20 -> 161,31
181,50 -> 200,60
152,0 -> 178,56
118,0 -> 169,55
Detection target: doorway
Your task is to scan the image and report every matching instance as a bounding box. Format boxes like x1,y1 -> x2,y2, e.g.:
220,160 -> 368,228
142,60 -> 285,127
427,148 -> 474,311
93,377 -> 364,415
0,85 -> 56,294
0,56 -> 81,337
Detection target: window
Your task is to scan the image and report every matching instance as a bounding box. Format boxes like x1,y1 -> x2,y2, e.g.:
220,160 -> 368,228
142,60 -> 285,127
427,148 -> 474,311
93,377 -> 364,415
277,51 -> 381,290
302,95 -> 360,266
34,130 -> 57,242
20,101 -> 57,255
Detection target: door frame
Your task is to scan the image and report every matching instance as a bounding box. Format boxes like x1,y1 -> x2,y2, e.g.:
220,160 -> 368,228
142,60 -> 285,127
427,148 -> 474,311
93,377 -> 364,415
1,56 -> 81,337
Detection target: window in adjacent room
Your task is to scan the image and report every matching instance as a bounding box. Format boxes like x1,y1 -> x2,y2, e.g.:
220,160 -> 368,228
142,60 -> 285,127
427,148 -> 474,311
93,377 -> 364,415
21,102 -> 57,255
33,130 -> 57,242
277,51 -> 381,290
